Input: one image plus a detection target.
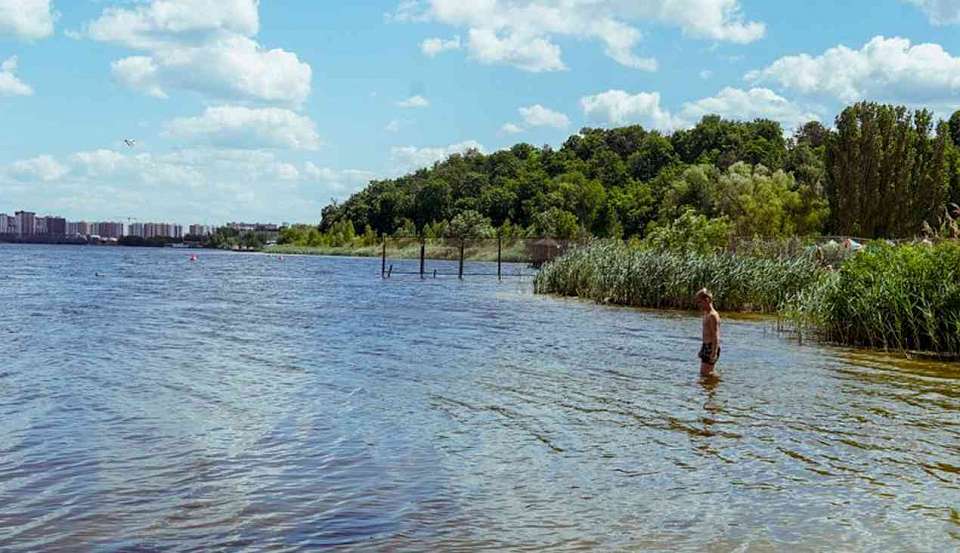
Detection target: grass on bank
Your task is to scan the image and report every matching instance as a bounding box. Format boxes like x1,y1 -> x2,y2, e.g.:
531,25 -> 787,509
265,239 -> 533,263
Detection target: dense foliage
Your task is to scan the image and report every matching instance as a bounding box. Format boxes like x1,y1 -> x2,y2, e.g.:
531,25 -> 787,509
787,242 -> 960,355
318,103 -> 960,243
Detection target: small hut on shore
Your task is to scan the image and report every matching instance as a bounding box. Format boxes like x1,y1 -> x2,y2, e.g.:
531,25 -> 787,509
528,238 -> 564,267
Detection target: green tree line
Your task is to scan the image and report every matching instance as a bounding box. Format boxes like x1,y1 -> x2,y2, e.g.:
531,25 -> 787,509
316,101 -> 960,242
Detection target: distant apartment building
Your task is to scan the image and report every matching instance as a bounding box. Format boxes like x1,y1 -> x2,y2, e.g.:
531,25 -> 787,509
0,213 -> 13,234
35,217 -> 47,234
94,222 -> 124,239
128,222 -> 182,239
15,211 -> 36,235
67,221 -> 92,236
188,224 -> 213,237
44,216 -> 66,235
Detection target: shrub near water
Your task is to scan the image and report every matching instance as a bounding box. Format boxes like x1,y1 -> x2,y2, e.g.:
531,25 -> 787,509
534,241 -> 822,313
788,242 -> 960,355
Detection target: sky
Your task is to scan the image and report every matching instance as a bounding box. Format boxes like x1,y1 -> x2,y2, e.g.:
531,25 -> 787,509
2,0 -> 960,225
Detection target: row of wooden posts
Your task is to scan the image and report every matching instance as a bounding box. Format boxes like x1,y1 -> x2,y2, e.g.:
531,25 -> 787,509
381,236 -> 504,280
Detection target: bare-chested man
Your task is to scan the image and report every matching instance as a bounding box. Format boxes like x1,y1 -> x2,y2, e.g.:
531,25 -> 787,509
695,288 -> 721,378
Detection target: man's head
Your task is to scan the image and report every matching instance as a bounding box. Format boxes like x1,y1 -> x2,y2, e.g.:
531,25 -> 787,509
695,288 -> 713,311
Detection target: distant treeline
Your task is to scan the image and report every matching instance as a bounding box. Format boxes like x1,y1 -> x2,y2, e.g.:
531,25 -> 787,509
317,102 -> 960,242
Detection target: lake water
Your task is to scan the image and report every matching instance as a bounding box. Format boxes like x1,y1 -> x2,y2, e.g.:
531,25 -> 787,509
1,244 -> 958,551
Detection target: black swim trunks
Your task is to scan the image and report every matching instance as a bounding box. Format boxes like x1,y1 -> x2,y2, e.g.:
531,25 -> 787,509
699,343 -> 720,364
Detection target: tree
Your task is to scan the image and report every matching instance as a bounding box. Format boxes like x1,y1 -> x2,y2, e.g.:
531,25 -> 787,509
644,209 -> 731,255
949,110 -> 960,147
628,132 -> 677,182
826,102 -> 949,237
713,163 -> 826,237
446,210 -> 495,240
531,208 -> 581,239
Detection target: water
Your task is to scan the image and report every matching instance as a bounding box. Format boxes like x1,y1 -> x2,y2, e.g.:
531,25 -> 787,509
1,244 -> 958,552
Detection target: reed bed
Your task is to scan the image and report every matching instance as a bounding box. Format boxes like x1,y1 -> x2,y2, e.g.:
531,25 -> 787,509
534,240 -> 821,313
786,242 -> 960,356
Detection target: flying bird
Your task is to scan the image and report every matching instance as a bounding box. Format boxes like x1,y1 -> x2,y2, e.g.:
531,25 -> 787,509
124,139 -> 136,148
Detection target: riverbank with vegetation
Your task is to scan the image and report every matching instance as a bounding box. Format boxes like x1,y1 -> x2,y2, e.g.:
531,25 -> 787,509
535,240 -> 960,357
266,237 -> 535,263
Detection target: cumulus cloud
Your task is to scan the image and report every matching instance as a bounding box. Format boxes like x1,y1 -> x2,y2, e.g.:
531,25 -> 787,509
84,0 -> 311,106
397,95 -> 430,108
303,163 -> 376,196
86,0 -> 259,49
500,122 -> 524,134
0,56 -> 32,96
904,0 -> 960,25
581,87 -> 817,132
8,155 -> 68,181
745,35 -> 960,105
164,106 -> 321,150
581,90 -> 681,130
679,87 -> 819,132
519,104 -> 570,128
421,35 -> 461,56
391,140 -> 484,172
393,0 -> 763,71
0,0 -> 55,40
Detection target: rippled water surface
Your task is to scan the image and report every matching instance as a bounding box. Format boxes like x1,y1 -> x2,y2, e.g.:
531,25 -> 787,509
1,244 -> 958,551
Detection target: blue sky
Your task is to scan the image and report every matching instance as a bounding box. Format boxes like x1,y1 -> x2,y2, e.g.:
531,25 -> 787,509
2,0 -> 960,224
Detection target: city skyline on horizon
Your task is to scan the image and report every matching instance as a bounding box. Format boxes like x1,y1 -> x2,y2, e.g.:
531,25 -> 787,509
0,206 -> 294,229
3,1 -> 960,222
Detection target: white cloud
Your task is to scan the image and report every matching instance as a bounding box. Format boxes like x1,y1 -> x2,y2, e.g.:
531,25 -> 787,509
86,0 -> 259,49
581,90 -> 680,130
904,0 -> 960,25
699,69 -> 713,79
421,35 -> 461,56
303,163 -> 376,196
397,95 -> 430,108
501,122 -> 524,134
393,0 -> 763,71
518,104 -> 570,128
164,106 -> 321,150
581,87 -> 817,132
84,0 -> 311,106
0,56 -> 32,96
391,140 -> 484,172
0,0 -> 55,40
679,87 -> 819,132
466,27 -> 566,72
745,35 -> 960,105
8,155 -> 68,181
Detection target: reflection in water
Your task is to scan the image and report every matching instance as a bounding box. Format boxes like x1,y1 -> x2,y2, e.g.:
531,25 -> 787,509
0,244 -> 957,551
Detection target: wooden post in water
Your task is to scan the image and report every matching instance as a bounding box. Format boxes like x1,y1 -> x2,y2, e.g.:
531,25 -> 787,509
458,239 -> 465,280
419,239 -> 426,279
381,241 -> 386,278
497,234 -> 502,281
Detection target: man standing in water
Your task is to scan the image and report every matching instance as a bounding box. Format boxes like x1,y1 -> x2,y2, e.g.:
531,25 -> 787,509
695,288 -> 721,378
